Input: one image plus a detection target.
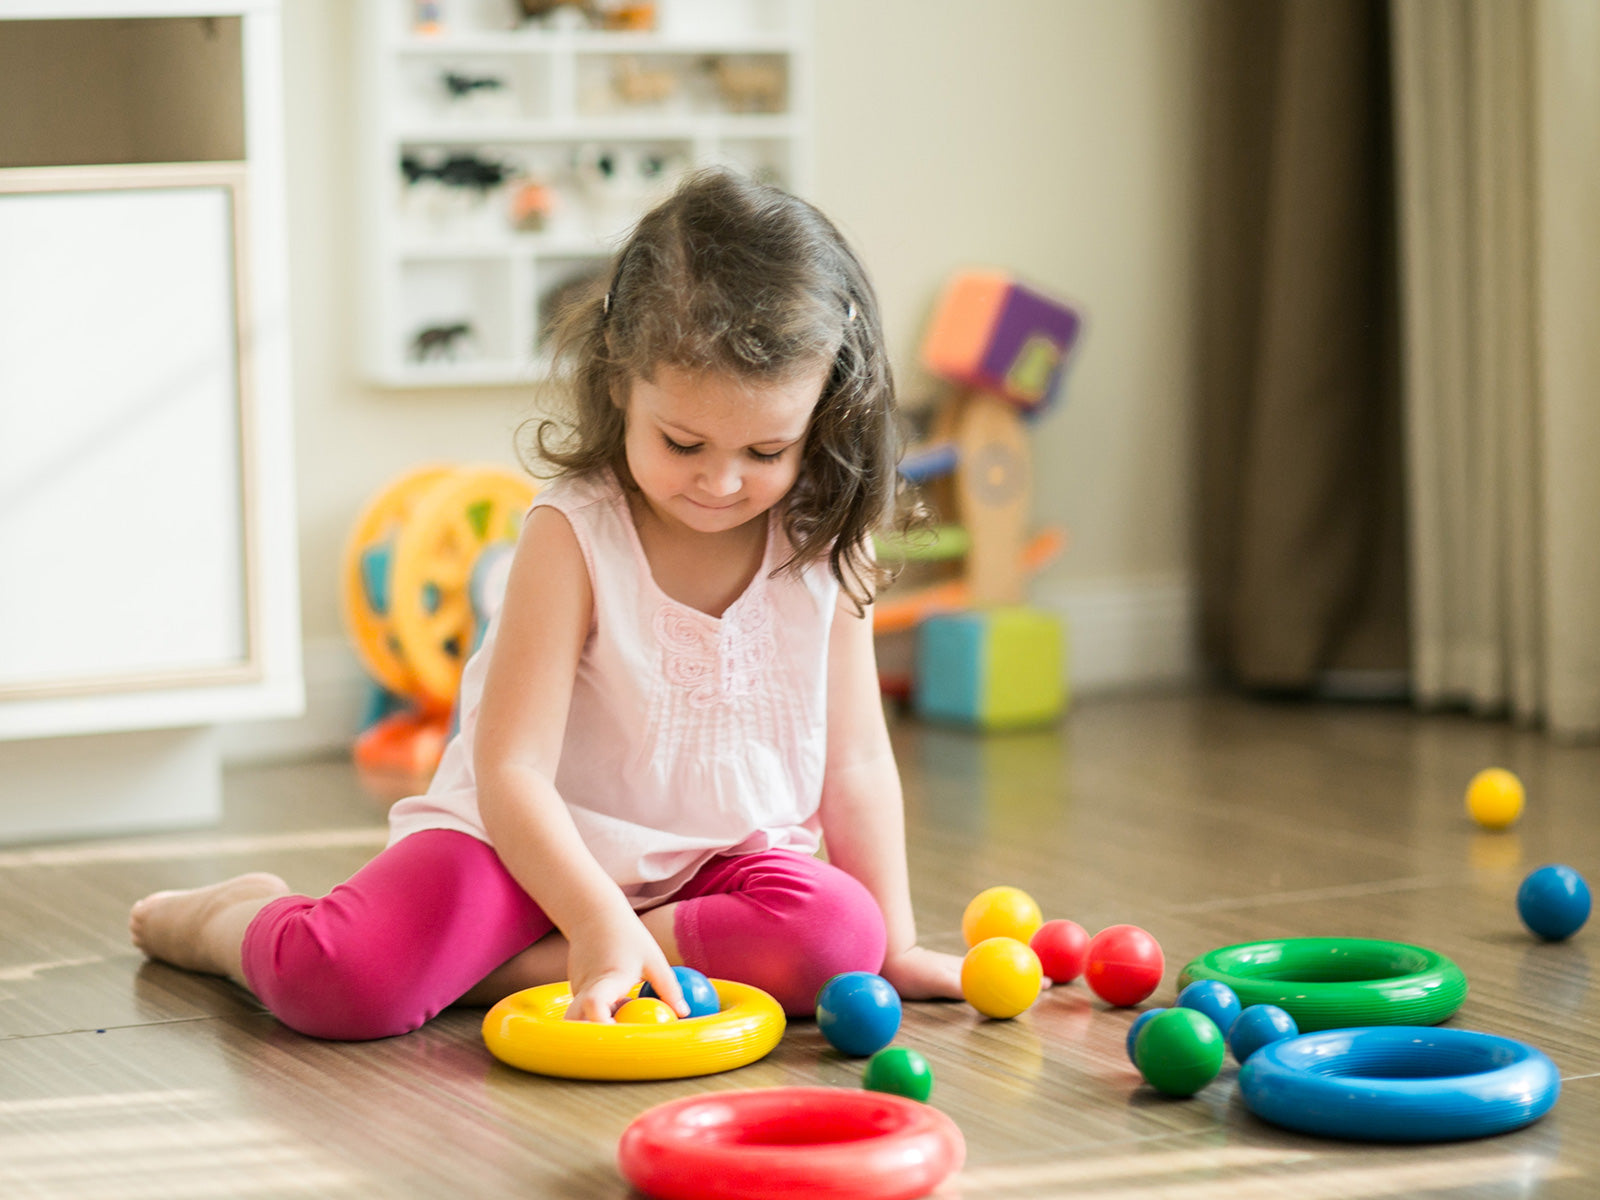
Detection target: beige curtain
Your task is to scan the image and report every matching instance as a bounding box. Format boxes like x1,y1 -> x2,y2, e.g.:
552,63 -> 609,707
1195,0 -> 1409,692
1392,0 -> 1600,738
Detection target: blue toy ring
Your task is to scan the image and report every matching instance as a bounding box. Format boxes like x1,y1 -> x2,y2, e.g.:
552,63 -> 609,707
1239,1027 -> 1560,1142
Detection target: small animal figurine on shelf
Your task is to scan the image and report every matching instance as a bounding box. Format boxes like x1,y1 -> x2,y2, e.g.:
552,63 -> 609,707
516,0 -> 596,29
401,152 -> 514,195
411,322 -> 474,362
611,56 -> 678,108
442,71 -> 506,100
705,55 -> 786,113
571,143 -> 686,237
412,0 -> 442,35
509,178 -> 556,232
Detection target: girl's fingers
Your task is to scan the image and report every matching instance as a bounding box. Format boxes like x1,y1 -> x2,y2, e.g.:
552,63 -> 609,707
644,961 -> 689,1017
566,980 -> 620,1023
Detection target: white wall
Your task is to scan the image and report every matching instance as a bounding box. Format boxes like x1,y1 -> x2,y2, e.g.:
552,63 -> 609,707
247,0 -> 1202,756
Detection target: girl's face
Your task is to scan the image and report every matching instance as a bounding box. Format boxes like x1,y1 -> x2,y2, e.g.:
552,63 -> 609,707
622,363 -> 826,536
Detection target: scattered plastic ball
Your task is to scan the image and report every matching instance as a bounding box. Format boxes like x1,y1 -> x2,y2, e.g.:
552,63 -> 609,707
862,1046 -> 934,1102
641,966 -> 721,1018
816,971 -> 903,1057
1134,1007 -> 1226,1097
1176,979 -> 1242,1038
1517,864 -> 1592,941
961,936 -> 1044,1019
1466,767 -> 1525,830
613,997 -> 677,1024
1228,1003 -> 1299,1064
962,886 -> 1044,947
1030,919 -> 1090,984
1085,924 -> 1164,1007
1125,1007 -> 1168,1064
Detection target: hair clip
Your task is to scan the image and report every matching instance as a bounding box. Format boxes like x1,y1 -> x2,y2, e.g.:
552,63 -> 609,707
602,292 -> 613,315
846,300 -> 858,323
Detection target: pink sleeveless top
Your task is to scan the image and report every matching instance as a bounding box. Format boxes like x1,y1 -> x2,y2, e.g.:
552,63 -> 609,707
386,469 -> 839,907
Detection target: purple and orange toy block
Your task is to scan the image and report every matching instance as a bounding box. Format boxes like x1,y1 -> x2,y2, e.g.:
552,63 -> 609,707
920,270 -> 1082,414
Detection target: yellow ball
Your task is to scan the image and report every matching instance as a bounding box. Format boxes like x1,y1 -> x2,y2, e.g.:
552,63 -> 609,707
961,936 -> 1043,1019
614,997 -> 677,1024
1466,767 -> 1524,830
961,885 -> 1044,948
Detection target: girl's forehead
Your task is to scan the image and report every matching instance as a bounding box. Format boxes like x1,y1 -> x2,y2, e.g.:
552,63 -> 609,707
631,364 -> 825,439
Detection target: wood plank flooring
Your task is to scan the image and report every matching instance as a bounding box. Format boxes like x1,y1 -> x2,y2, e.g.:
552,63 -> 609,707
1,691 -> 1596,1197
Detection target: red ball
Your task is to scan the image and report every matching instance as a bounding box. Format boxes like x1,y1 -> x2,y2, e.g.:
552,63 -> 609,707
1085,924 -> 1164,1007
1030,919 -> 1090,985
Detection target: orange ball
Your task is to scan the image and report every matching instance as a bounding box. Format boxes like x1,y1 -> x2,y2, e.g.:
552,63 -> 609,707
961,886 -> 1044,948
614,997 -> 678,1024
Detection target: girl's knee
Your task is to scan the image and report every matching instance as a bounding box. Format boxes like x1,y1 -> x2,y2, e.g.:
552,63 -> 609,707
791,870 -> 888,979
683,857 -> 888,1015
243,904 -> 436,1041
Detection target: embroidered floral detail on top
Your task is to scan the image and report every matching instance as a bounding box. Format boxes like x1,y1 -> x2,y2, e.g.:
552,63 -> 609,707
654,598 -> 777,709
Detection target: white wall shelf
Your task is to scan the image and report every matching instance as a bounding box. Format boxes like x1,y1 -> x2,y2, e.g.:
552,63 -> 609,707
359,0 -> 812,388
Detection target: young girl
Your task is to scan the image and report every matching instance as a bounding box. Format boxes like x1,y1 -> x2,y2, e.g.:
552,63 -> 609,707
130,168 -> 964,1039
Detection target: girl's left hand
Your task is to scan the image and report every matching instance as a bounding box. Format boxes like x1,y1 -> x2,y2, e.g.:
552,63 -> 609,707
880,944 -> 964,1002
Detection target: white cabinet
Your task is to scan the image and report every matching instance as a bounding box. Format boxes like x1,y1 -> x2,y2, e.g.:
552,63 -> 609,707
0,2 -> 301,840
359,0 -> 812,387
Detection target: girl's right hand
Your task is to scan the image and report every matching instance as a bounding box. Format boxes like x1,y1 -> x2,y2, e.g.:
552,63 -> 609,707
563,906 -> 687,1023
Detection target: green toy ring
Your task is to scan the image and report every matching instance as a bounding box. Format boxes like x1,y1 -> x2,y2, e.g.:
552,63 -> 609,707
1177,938 -> 1467,1032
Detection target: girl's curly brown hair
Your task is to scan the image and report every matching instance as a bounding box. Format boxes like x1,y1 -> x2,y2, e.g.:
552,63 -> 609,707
522,167 -> 910,612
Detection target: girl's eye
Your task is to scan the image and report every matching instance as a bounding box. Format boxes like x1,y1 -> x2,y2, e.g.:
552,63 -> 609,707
748,447 -> 786,462
663,436 -> 700,456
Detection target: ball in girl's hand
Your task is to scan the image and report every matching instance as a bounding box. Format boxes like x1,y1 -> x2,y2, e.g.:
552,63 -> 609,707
962,886 -> 1044,947
613,997 -> 677,1024
816,971 -> 902,1057
641,965 -> 721,1017
1030,919 -> 1090,984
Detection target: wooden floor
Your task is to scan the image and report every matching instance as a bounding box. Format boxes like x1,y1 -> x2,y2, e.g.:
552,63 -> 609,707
1,691 -> 1596,1198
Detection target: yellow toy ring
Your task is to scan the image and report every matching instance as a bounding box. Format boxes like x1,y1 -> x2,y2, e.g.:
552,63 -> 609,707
482,980 -> 786,1080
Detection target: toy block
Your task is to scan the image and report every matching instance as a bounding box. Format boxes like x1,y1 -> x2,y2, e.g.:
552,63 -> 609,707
914,607 -> 1067,730
920,270 -> 1082,412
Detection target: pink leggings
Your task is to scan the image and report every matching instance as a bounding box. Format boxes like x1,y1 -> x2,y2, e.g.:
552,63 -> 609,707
240,830 -> 887,1040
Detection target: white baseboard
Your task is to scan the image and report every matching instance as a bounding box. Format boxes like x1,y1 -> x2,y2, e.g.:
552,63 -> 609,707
218,578 -> 1200,763
0,726 -> 221,842
1033,575 -> 1200,695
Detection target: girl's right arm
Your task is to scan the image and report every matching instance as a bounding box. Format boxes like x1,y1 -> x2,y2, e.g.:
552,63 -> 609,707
471,505 -> 684,1022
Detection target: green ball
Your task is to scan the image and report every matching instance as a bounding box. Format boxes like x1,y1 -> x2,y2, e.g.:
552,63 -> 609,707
1133,1007 -> 1225,1097
862,1046 -> 934,1102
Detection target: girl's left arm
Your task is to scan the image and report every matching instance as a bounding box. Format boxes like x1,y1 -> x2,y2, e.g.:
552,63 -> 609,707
816,589 -> 964,1001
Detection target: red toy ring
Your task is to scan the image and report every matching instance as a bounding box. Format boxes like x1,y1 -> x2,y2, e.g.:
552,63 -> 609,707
617,1087 -> 966,1200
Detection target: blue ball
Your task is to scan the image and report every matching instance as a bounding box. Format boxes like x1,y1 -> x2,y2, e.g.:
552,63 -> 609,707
1518,864 -> 1592,941
1229,1003 -> 1299,1064
815,971 -> 902,1057
640,966 -> 721,1018
1177,979 -> 1242,1037
1125,1007 -> 1167,1064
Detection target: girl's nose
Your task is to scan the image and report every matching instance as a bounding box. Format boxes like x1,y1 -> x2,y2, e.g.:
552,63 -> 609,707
700,457 -> 741,496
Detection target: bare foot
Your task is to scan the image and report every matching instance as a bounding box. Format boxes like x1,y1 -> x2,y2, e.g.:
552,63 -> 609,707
130,872 -> 291,986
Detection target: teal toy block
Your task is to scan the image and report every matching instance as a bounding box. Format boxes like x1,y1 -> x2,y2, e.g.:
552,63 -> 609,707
913,607 -> 1067,730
